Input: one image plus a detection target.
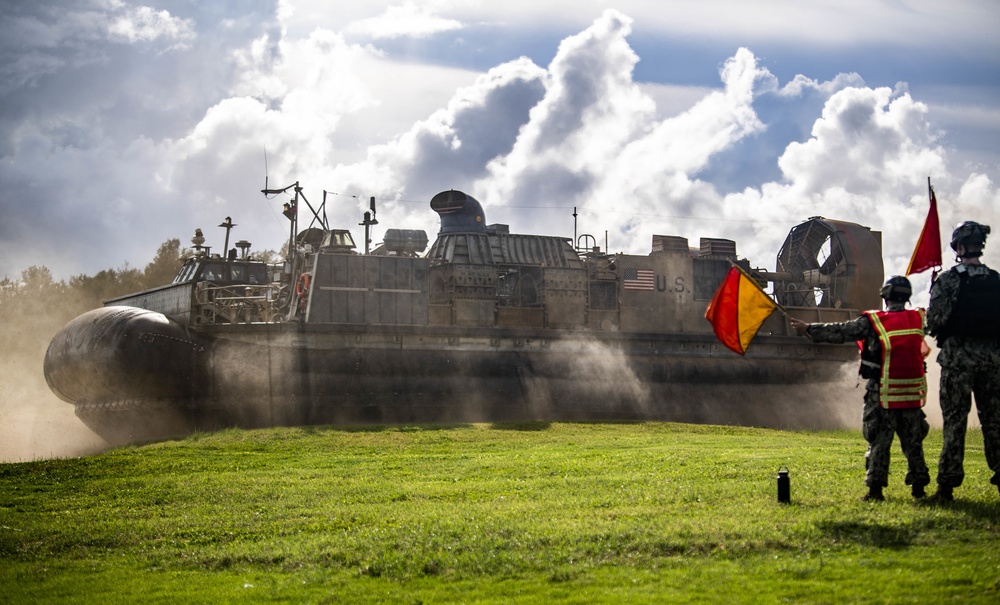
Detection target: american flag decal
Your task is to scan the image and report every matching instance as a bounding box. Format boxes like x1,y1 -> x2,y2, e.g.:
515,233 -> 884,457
623,268 -> 655,291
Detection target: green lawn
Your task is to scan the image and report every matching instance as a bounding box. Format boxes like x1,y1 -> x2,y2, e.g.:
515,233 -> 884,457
1,422 -> 997,603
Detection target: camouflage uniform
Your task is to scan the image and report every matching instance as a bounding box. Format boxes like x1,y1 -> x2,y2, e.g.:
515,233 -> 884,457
925,262 -> 1000,490
804,302 -> 930,490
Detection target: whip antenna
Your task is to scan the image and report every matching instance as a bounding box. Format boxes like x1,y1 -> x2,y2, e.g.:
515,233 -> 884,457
263,146 -> 269,193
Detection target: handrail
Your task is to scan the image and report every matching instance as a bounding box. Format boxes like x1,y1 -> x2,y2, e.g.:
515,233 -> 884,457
194,283 -> 284,324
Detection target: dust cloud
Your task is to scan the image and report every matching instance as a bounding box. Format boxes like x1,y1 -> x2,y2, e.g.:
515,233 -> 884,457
508,340 -> 863,431
506,340 -> 964,432
0,321 -> 108,463
519,340 -> 654,421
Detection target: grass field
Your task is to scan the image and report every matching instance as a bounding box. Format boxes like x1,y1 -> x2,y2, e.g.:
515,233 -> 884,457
1,421 -> 998,603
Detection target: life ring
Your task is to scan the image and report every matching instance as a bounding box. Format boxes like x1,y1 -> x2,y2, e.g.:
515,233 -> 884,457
295,273 -> 311,297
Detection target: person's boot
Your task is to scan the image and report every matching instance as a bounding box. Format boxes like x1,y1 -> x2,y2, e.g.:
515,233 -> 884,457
862,485 -> 885,501
928,485 -> 954,503
911,485 -> 927,499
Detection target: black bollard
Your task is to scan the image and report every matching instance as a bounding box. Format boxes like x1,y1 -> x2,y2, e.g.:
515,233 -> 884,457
777,466 -> 790,503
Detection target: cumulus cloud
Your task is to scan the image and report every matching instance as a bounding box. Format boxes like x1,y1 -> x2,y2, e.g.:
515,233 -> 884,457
166,28 -> 376,193
157,22 -> 492,251
778,88 -> 941,194
767,89 -> 945,244
722,84 -> 1000,305
328,58 -> 546,201
106,3 -> 195,46
463,24 -> 774,257
778,72 -> 866,98
344,1 -> 462,40
477,10 -> 657,211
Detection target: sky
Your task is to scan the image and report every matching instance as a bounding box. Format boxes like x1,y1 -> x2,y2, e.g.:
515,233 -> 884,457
2,0 -> 1000,306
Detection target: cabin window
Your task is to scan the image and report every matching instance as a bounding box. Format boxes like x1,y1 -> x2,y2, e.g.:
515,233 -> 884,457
247,265 -> 267,284
201,262 -> 225,282
327,230 -> 356,248
173,262 -> 198,283
197,261 -> 268,284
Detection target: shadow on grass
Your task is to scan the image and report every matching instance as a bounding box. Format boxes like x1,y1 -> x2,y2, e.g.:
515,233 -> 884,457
304,423 -> 474,434
815,521 -> 916,548
489,421 -> 552,431
925,497 -> 1000,521
301,419 -> 667,433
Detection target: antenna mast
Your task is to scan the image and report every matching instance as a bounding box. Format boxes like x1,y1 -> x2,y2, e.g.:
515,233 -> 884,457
360,196 -> 379,254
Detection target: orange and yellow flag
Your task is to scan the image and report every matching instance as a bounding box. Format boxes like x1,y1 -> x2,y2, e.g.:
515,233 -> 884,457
704,266 -> 777,355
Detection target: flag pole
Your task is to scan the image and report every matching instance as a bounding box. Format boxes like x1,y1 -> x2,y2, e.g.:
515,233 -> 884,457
906,176 -> 943,282
929,176 -> 941,284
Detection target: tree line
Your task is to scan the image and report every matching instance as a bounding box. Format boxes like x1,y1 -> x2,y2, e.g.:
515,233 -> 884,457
0,238 -> 280,411
0,239 -> 187,324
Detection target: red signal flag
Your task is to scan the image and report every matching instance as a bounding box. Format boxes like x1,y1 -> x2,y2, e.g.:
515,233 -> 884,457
906,179 -> 942,276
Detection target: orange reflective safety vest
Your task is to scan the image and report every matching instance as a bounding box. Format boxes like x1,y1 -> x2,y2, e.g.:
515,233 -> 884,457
863,309 -> 928,409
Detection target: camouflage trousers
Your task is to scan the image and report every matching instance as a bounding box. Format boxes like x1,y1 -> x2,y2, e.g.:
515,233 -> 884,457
936,360 -> 1000,488
862,388 -> 930,488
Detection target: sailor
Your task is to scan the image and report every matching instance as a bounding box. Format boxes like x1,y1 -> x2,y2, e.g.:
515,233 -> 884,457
790,276 -> 930,501
925,221 -> 1000,502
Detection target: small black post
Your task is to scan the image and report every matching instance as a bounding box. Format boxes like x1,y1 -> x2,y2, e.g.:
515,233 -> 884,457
777,466 -> 790,503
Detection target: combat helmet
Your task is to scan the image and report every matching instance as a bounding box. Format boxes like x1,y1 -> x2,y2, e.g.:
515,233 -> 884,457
880,275 -> 912,303
950,221 -> 990,257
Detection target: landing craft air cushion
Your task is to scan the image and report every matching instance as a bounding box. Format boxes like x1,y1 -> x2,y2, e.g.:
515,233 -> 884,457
44,183 -> 884,444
